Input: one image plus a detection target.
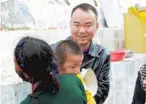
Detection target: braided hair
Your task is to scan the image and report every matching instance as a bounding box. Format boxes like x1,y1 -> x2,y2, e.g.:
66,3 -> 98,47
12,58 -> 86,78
14,36 -> 59,94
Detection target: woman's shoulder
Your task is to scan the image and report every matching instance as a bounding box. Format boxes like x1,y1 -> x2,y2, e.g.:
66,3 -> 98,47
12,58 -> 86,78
56,74 -> 80,81
56,74 -> 86,95
56,74 -> 77,78
56,74 -> 87,103
20,95 -> 31,104
56,74 -> 84,87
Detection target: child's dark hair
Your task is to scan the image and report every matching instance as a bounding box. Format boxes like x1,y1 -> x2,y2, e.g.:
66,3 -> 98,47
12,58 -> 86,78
55,40 -> 83,65
14,36 -> 59,94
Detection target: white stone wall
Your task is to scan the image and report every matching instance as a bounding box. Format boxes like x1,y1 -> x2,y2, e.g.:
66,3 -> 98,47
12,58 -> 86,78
104,54 -> 146,104
1,82 -> 31,104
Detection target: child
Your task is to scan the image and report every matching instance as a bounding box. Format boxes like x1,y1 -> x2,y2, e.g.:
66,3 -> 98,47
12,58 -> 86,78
55,40 -> 96,104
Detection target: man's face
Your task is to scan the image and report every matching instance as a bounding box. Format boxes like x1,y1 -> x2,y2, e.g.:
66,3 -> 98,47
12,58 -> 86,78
70,8 -> 98,48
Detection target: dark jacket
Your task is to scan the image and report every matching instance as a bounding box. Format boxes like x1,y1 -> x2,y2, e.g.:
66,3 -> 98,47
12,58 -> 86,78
51,37 -> 110,104
21,74 -> 87,104
132,64 -> 146,104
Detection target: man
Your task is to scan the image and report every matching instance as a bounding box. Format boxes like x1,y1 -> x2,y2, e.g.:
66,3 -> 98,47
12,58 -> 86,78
51,3 -> 110,104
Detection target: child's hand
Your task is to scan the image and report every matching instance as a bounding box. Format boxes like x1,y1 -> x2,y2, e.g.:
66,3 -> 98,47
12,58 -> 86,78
86,90 -> 96,104
87,102 -> 91,104
87,101 -> 96,104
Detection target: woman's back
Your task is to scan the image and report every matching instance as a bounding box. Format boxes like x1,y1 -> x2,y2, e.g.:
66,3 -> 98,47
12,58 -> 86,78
14,37 -> 87,104
21,74 -> 87,104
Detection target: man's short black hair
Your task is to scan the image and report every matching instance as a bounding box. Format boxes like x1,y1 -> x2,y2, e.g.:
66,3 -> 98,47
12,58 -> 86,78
71,3 -> 98,19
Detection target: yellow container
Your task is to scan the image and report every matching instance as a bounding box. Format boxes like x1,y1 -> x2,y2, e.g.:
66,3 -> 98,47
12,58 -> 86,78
124,7 -> 146,53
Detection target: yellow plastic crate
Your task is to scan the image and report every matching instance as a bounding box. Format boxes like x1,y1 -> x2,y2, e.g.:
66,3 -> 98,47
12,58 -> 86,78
124,7 -> 146,53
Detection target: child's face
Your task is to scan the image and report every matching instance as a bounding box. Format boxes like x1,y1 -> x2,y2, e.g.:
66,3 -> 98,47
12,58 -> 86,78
60,54 -> 83,74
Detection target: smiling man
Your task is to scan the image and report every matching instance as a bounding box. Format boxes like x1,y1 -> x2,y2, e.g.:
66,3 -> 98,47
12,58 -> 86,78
51,3 -> 110,104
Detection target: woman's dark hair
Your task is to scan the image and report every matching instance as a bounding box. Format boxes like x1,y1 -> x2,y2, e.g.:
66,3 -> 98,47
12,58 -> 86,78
14,36 -> 59,93
55,40 -> 83,65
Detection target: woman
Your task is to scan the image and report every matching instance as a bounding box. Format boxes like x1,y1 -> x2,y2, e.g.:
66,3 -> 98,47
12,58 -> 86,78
132,64 -> 146,104
14,36 -> 87,104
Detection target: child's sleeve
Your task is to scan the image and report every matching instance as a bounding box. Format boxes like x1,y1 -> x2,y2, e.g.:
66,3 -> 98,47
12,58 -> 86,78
76,74 -> 96,104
